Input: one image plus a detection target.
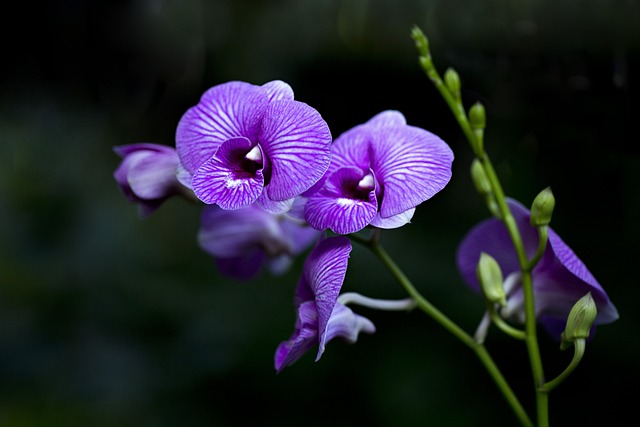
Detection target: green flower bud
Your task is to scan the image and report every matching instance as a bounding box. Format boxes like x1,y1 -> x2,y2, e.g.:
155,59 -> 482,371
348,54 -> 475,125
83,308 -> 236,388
469,102 -> 486,130
444,68 -> 461,100
530,187 -> 555,227
411,26 -> 430,56
561,292 -> 597,349
476,252 -> 506,307
471,159 -> 492,196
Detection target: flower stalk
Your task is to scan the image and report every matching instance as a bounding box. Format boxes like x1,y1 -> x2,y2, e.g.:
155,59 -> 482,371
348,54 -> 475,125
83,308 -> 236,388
412,25 -> 549,427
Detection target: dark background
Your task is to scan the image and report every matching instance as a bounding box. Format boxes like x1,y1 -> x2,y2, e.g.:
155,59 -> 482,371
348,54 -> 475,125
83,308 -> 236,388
1,1 -> 638,426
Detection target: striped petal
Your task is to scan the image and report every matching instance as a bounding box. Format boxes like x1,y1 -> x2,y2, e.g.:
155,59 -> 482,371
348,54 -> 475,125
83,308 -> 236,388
259,100 -> 332,201
371,125 -> 453,217
304,167 -> 378,234
176,81 -> 269,173
191,137 -> 264,209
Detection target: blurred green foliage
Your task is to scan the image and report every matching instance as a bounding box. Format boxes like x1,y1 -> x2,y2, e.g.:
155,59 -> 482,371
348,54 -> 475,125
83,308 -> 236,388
1,0 -> 639,425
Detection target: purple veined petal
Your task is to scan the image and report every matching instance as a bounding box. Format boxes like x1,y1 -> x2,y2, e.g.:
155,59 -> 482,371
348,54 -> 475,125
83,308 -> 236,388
192,137 -> 265,209
198,204 -> 285,258
127,150 -> 180,200
364,110 -> 407,129
176,81 -> 269,174
262,80 -> 295,102
370,207 -> 415,229
304,167 -> 378,235
328,125 -> 372,175
317,302 -> 375,360
255,190 -> 295,214
371,125 -> 453,217
303,236 -> 352,355
258,100 -> 332,201
275,301 -> 320,372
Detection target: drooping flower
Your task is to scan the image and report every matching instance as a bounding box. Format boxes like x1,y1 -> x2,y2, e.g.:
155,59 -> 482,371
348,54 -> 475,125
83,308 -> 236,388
113,143 -> 187,217
456,198 -> 619,339
275,236 -> 375,372
198,201 -> 320,280
304,111 -> 454,234
176,80 -> 332,213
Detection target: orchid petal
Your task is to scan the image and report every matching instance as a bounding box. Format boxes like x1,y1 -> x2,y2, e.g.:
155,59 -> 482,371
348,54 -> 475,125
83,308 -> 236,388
176,81 -> 269,173
365,110 -> 407,129
192,137 -> 265,209
255,191 -> 295,214
274,301 -> 320,372
318,303 -> 375,360
371,125 -> 454,217
370,207 -> 415,229
259,100 -> 332,201
304,167 -> 378,234
262,80 -> 295,102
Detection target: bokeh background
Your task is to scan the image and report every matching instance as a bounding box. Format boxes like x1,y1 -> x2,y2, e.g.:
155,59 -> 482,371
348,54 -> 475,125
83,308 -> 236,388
2,0 -> 639,426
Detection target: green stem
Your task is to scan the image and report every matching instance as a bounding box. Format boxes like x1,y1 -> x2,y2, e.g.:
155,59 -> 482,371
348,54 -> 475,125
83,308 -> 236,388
540,339 -> 585,393
413,28 -> 549,426
487,303 -> 526,341
358,238 -> 534,427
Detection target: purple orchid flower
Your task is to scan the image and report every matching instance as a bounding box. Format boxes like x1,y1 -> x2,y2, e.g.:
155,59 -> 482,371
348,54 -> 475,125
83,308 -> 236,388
303,111 -> 454,234
176,80 -> 332,213
113,143 -> 186,217
456,198 -> 619,339
198,201 -> 320,280
275,236 -> 375,372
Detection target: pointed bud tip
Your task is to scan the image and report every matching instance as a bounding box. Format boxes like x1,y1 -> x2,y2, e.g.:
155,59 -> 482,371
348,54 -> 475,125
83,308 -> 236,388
530,187 -> 555,227
562,292 -> 597,347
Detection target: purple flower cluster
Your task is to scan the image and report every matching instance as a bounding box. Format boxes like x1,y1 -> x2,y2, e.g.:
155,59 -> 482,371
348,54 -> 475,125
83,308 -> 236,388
114,78 -> 616,372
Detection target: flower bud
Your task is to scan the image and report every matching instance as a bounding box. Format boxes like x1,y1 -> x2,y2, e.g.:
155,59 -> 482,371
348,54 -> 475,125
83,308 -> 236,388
444,68 -> 461,100
530,187 -> 555,227
476,252 -> 506,307
469,102 -> 486,130
561,292 -> 597,349
471,159 -> 492,196
411,26 -> 430,56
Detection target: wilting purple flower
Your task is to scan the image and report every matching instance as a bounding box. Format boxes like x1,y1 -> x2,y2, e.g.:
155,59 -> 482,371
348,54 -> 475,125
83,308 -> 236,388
456,198 -> 619,339
198,201 -> 320,280
176,80 -> 332,213
304,111 -> 454,234
275,236 -> 375,372
113,143 -> 186,217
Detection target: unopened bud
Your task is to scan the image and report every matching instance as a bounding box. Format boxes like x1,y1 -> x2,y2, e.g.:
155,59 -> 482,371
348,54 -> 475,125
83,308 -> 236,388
469,102 -> 486,130
530,187 -> 555,227
411,26 -> 430,56
476,253 -> 506,307
471,159 -> 492,196
444,68 -> 461,100
561,292 -> 597,349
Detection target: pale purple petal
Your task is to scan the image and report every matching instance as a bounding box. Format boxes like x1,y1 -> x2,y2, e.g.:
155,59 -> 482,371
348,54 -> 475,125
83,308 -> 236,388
176,81 -> 269,173
192,137 -> 265,209
198,204 -> 286,258
255,191 -> 295,214
127,151 -> 180,200
370,207 -> 415,229
365,110 -> 407,129
318,303 -> 375,360
176,162 -> 193,190
304,167 -> 378,234
262,80 -> 295,102
371,125 -> 454,217
259,100 -> 332,201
